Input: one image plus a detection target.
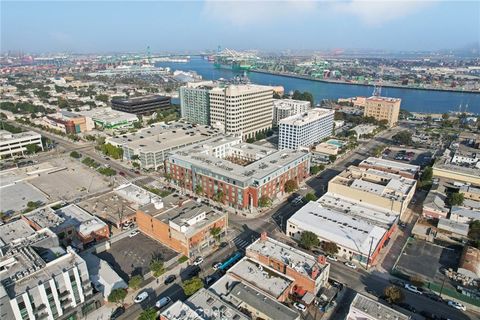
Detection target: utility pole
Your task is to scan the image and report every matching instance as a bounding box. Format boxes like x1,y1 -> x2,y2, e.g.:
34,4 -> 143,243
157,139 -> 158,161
366,236 -> 374,270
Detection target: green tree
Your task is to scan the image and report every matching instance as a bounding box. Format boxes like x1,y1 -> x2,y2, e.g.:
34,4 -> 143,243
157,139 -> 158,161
442,113 -> 449,120
392,131 -> 412,145
322,242 -> 339,255
214,190 -> 225,203
383,285 -> 404,304
131,154 -> 140,161
468,220 -> 480,248
299,231 -> 320,250
138,307 -> 157,320
329,155 -> 337,163
448,192 -> 464,206
310,165 -> 323,175
70,151 -> 81,159
195,185 -> 203,195
95,94 -> 109,103
108,288 -> 127,305
149,258 -> 165,277
284,179 -> 298,193
210,226 -> 222,242
128,275 -> 143,290
420,167 -> 433,182
304,193 -> 317,202
25,143 -> 41,154
182,277 -> 204,296
258,195 -> 272,208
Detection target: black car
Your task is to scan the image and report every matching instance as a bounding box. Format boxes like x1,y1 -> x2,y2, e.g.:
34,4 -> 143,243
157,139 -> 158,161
365,288 -> 380,297
389,279 -> 405,287
397,302 -> 416,313
164,274 -> 177,285
188,266 -> 201,278
110,306 -> 125,320
424,292 -> 444,302
219,242 -> 228,248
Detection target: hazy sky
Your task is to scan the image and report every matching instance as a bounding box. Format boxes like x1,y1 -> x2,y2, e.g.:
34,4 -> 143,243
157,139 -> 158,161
1,0 -> 479,53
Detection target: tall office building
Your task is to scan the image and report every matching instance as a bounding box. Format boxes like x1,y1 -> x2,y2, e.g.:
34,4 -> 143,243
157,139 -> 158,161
272,99 -> 311,126
111,95 -> 171,115
363,96 -> 401,127
209,84 -> 273,140
278,108 -> 334,150
179,82 -> 215,125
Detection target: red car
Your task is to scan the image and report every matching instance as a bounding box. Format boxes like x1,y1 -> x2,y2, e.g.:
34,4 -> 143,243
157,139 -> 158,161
119,172 -> 126,177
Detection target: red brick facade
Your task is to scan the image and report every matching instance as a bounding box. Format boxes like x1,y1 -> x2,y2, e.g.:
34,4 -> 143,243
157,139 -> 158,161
166,159 -> 309,210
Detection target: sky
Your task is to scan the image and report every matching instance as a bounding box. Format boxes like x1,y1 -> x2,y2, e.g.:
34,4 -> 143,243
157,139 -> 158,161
1,0 -> 479,53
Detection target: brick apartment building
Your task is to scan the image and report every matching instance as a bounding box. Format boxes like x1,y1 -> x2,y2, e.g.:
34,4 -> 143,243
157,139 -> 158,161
136,196 -> 228,258
165,135 -> 310,210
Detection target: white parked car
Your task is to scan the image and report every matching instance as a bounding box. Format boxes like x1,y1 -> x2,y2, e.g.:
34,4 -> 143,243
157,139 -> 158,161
293,302 -> 307,312
193,256 -> 204,265
134,291 -> 149,303
129,230 -> 140,237
447,300 -> 466,311
404,284 -> 423,295
213,262 -> 222,270
327,255 -> 338,262
344,261 -> 357,269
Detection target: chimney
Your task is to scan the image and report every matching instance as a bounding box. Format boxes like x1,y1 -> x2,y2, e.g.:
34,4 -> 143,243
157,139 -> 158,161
311,266 -> 319,279
317,255 -> 326,265
260,231 -> 267,241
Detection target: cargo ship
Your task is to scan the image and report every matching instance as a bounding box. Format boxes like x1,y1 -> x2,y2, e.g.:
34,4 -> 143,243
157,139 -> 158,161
214,56 -> 253,71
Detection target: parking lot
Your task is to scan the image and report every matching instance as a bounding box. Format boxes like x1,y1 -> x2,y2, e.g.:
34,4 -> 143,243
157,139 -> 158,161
395,238 -> 461,285
29,156 -> 111,202
382,147 -> 433,167
96,232 -> 178,281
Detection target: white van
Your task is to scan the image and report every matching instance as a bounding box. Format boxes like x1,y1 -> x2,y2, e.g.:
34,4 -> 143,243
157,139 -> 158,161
155,296 -> 171,309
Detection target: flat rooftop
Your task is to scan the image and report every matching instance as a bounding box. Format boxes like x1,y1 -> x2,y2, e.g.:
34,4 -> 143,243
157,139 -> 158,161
246,236 -> 328,279
77,107 -> 138,123
169,135 -> 309,184
0,219 -> 36,245
23,206 -> 64,229
209,274 -> 299,320
78,192 -> 136,226
451,206 -> 480,220
319,193 -> 398,227
279,108 -> 334,126
111,94 -> 170,105
160,301 -> 202,320
107,122 -> 218,153
288,201 -> 387,256
114,183 -> 162,208
437,218 -> 469,237
366,96 -> 401,103
186,288 -> 249,320
53,204 -> 107,236
349,293 -> 409,320
360,157 -> 420,175
0,229 -> 79,298
228,257 -> 292,298
0,130 -> 40,141
140,197 -> 226,237
209,84 -> 273,95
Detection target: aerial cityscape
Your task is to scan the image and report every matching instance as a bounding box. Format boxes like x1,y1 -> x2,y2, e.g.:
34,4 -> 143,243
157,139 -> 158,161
1,1 -> 479,320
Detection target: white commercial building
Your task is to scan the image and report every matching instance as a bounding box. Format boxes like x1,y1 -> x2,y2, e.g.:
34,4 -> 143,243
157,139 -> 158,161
272,99 -> 311,126
77,107 -> 138,130
209,84 -> 274,140
278,108 -> 334,150
0,130 -> 43,159
287,193 -> 397,266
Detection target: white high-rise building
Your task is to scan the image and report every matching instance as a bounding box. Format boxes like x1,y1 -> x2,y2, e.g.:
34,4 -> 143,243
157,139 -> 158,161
273,99 -> 311,126
278,108 -> 334,150
209,85 -> 273,140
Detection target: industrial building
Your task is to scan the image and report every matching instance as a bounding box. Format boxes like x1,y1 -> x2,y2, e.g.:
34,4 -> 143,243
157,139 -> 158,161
287,193 -> 397,266
77,107 -> 139,130
328,165 -> 416,217
165,135 -> 310,210
209,84 -> 274,140
179,81 -> 216,125
0,130 -> 43,159
41,111 -> 92,134
106,122 -> 219,170
137,196 -> 228,259
272,99 -> 311,126
278,108 -> 334,150
0,222 -> 101,320
111,95 -> 171,115
363,96 -> 401,127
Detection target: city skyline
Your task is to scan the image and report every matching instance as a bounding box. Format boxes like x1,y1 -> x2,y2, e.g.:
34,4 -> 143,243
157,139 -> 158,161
1,0 -> 479,53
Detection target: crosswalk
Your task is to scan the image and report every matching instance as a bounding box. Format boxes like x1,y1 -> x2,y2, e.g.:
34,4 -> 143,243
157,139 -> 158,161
232,236 -> 252,250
